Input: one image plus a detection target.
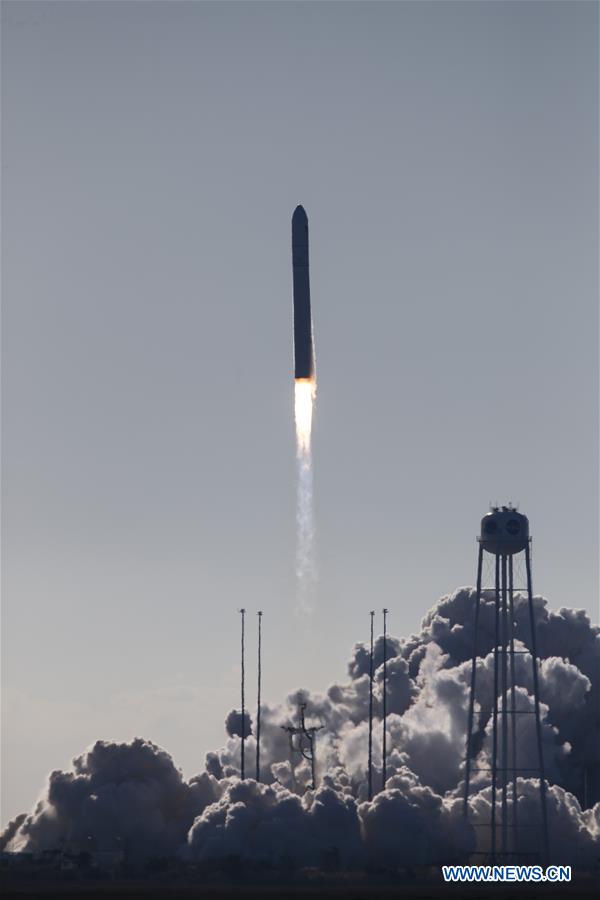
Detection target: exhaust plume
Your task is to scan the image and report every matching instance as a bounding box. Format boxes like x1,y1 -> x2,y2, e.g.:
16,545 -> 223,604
294,377 -> 317,613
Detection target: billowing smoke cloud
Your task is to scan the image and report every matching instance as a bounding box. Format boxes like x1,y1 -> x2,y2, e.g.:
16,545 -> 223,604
360,769 -> 474,866
3,589 -> 599,870
5,739 -> 221,862
0,814 -> 26,852
225,709 -> 253,739
186,779 -> 363,867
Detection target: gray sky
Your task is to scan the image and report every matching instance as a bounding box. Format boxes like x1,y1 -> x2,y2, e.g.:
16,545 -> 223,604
1,0 -> 598,827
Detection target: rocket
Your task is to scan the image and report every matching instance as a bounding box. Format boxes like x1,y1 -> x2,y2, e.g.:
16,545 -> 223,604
292,205 -> 315,380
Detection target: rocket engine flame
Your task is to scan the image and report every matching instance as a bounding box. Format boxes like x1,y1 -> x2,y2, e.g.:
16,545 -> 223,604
295,377 -> 317,613
294,378 -> 316,455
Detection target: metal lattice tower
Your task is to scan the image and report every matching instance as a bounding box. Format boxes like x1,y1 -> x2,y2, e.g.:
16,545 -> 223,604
463,506 -> 549,864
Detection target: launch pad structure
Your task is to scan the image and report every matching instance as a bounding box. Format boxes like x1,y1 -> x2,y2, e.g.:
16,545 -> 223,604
282,702 -> 324,791
463,506 -> 549,865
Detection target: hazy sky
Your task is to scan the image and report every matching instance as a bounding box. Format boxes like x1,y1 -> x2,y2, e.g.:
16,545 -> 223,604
2,0 -> 598,826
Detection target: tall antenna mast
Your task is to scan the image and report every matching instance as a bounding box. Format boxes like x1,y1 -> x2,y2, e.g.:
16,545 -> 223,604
256,610 -> 262,782
382,608 -> 388,792
368,610 -> 375,800
239,608 -> 246,780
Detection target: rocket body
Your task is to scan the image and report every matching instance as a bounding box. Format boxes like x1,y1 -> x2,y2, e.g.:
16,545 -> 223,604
292,206 -> 315,380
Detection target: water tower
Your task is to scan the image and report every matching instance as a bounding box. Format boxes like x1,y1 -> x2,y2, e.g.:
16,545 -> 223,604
463,506 -> 549,864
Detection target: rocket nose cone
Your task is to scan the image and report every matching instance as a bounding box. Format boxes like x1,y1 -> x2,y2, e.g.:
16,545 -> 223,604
292,206 -> 308,244
292,205 -> 307,223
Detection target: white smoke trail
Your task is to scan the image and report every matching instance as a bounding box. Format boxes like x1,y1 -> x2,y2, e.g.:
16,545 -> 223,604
295,379 -> 316,613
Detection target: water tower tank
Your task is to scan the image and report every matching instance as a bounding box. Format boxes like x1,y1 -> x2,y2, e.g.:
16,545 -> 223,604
480,506 -> 529,556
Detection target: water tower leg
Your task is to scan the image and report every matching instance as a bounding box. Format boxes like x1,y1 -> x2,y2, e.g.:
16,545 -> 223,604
508,555 -> 519,856
525,541 -> 549,865
368,611 -> 375,801
501,554 -> 509,858
463,543 -> 484,818
490,552 -> 500,864
381,608 -> 388,792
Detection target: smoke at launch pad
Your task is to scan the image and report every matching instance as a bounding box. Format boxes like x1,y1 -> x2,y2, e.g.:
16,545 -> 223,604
3,587 -> 598,869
